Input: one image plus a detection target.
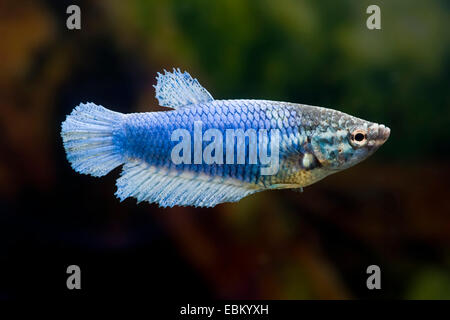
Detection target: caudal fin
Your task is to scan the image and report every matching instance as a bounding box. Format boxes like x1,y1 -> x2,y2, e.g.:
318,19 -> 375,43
61,102 -> 125,177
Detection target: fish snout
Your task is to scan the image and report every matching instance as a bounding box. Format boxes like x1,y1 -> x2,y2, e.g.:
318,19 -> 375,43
378,124 -> 390,143
367,123 -> 390,147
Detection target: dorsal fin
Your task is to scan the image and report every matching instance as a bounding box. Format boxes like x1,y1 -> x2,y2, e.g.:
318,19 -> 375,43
153,68 -> 214,109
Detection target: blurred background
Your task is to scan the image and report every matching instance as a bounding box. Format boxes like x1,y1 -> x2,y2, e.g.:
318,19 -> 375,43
1,0 -> 449,299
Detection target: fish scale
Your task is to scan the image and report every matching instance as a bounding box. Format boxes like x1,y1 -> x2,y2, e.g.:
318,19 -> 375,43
121,100 -> 299,184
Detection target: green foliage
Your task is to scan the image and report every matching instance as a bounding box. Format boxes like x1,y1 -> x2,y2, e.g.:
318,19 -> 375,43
406,267 -> 450,299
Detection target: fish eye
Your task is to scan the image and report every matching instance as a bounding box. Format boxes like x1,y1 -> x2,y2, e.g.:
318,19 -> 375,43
350,129 -> 367,147
355,133 -> 365,141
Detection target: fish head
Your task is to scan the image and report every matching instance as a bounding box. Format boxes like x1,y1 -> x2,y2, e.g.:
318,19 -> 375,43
307,109 -> 390,172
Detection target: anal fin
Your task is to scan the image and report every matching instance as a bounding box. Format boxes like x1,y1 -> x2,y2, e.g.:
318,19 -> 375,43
115,162 -> 262,208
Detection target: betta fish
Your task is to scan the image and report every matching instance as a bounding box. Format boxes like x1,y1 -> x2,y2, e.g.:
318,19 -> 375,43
61,69 -> 390,207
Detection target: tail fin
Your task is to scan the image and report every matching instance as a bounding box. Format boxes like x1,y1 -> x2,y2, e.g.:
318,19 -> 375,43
61,102 -> 125,177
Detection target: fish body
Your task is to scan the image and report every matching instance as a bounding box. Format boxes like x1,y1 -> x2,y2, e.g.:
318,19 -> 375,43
61,69 -> 390,207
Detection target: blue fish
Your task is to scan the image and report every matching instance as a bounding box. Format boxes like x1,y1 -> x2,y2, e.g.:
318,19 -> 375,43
61,69 -> 390,207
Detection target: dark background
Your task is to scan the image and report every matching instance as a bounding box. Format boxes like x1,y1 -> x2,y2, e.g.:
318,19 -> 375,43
1,0 -> 449,299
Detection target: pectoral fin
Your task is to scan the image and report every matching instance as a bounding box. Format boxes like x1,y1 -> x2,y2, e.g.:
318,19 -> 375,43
267,184 -> 302,190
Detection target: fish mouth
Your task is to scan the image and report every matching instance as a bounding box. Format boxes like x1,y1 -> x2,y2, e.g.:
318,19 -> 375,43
378,124 -> 390,143
367,123 -> 391,147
